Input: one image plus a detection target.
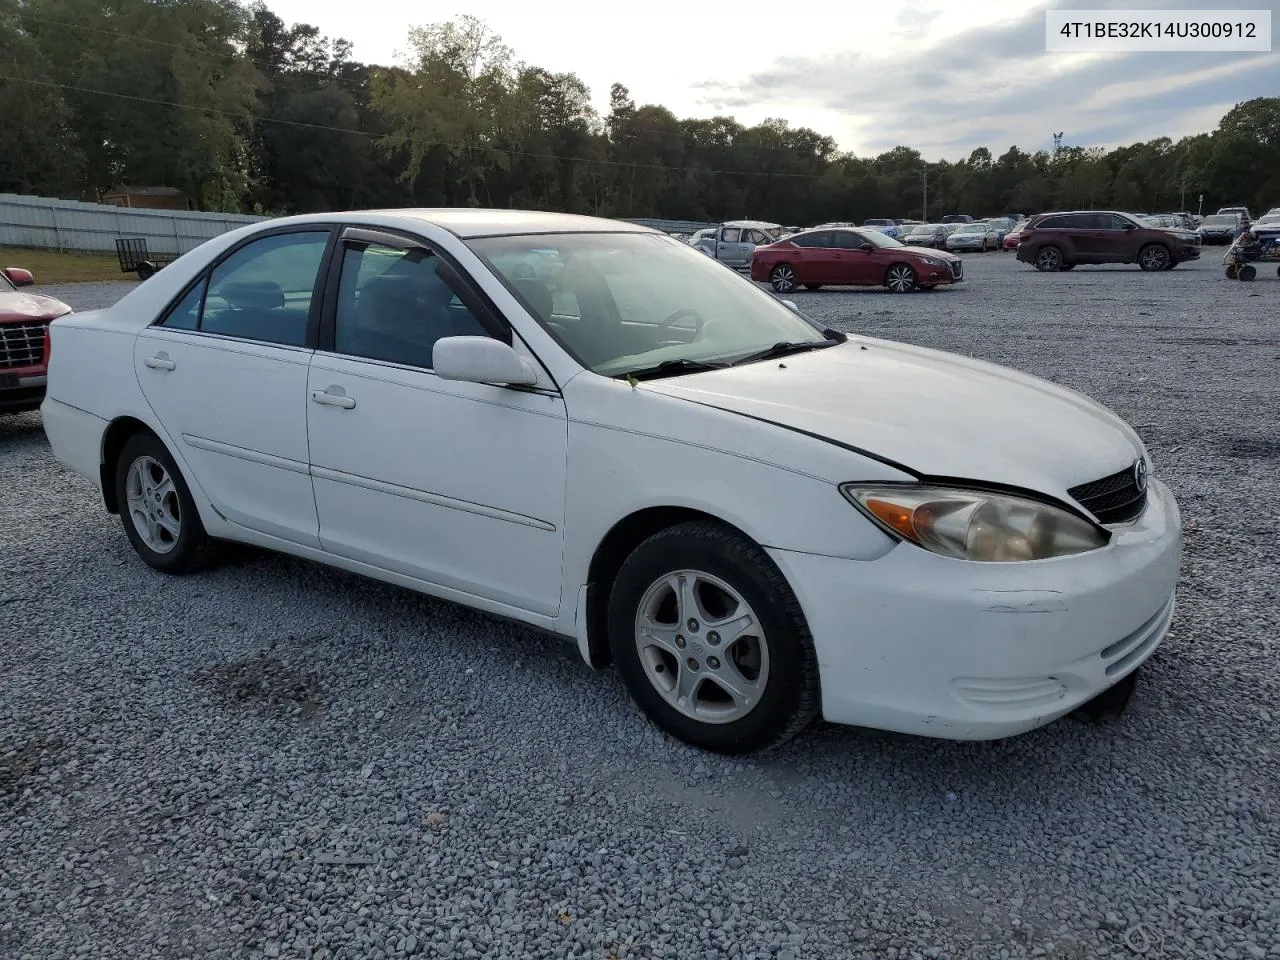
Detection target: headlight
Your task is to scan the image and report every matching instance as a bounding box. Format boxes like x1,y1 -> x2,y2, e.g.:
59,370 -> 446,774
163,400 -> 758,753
840,484 -> 1108,562
921,257 -> 946,267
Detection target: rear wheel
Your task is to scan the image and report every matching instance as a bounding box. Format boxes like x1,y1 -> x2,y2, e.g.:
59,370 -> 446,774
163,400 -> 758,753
884,263 -> 917,293
769,263 -> 797,293
1239,264 -> 1256,281
607,521 -> 820,754
1225,264 -> 1239,279
114,432 -> 217,574
1034,246 -> 1063,272
1138,244 -> 1170,271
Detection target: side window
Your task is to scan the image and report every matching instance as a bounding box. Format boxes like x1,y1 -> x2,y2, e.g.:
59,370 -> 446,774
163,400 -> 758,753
161,279 -> 206,330
1099,214 -> 1130,230
200,231 -> 330,346
796,231 -> 832,248
720,228 -> 742,243
831,232 -> 867,249
333,240 -> 490,369
1037,216 -> 1064,229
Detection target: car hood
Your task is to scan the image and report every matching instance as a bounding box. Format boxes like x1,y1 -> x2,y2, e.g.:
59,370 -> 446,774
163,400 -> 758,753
0,291 -> 72,323
895,245 -> 959,259
643,339 -> 1144,498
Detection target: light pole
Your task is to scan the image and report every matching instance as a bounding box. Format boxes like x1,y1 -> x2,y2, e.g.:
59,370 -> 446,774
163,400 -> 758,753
922,166 -> 928,221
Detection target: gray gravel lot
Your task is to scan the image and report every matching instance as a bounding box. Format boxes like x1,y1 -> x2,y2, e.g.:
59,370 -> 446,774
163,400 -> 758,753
2,253 -> 1279,960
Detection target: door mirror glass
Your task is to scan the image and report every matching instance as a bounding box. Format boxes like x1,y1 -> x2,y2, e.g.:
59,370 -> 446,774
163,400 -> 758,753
433,336 -> 538,386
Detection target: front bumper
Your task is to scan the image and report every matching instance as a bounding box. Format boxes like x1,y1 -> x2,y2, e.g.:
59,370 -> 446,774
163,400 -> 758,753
768,478 -> 1181,740
0,366 -> 48,413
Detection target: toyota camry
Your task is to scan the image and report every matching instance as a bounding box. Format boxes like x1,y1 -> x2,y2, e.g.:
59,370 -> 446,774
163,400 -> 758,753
41,210 -> 1181,754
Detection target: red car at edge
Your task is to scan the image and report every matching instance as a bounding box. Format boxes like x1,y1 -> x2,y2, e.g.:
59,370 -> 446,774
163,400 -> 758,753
751,226 -> 963,293
1,266 -> 71,415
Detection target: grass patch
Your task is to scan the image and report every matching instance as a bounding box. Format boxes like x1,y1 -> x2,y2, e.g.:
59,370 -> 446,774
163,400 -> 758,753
0,247 -> 128,284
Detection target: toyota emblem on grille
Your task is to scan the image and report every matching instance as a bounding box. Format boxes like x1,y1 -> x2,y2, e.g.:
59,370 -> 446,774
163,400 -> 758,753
1133,459 -> 1148,493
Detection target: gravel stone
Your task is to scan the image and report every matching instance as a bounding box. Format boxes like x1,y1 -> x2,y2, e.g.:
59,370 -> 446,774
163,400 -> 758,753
3,257 -> 1278,958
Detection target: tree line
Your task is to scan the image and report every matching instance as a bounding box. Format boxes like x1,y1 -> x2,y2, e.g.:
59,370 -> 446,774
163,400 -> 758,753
2,0 -> 1277,224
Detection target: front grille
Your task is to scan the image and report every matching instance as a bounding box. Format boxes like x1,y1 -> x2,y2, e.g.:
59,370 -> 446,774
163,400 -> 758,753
1068,462 -> 1147,524
0,321 -> 47,369
950,261 -> 963,279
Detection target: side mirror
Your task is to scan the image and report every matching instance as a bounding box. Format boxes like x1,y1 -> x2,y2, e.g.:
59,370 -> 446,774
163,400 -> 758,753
780,299 -> 800,313
3,267 -> 34,287
432,336 -> 538,386
858,243 -> 875,253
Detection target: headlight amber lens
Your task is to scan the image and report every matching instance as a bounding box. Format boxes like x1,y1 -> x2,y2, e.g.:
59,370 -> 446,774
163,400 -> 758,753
842,484 -> 1108,562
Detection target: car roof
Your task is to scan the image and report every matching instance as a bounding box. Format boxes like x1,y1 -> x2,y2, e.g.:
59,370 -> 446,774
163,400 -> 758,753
720,219 -> 781,229
338,208 -> 658,239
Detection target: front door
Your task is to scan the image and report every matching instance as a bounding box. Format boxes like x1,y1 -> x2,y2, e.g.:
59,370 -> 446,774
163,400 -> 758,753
133,228 -> 333,546
304,228 -> 569,617
831,230 -> 881,285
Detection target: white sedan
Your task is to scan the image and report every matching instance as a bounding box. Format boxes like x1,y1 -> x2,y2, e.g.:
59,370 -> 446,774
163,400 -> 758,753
41,210 -> 1181,753
945,222 -> 1001,252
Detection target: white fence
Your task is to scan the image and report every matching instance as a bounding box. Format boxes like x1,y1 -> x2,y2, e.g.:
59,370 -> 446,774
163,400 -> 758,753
0,193 -> 266,255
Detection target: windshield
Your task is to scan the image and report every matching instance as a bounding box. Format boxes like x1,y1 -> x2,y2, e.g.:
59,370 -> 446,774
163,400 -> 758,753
907,224 -> 937,234
1203,215 -> 1236,225
956,224 -> 986,234
859,230 -> 902,248
468,232 -> 829,377
0,271 -> 13,292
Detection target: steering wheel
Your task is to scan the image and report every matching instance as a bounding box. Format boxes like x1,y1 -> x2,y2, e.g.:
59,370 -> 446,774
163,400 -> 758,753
659,307 -> 706,336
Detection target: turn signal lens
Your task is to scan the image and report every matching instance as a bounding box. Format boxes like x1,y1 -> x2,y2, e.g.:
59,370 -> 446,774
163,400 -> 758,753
842,484 -> 1108,562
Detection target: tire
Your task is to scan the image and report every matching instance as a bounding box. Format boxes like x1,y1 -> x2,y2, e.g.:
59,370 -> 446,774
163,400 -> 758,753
884,263 -> 917,292
769,264 -> 797,293
114,432 -> 217,574
1225,264 -> 1239,279
803,283 -> 822,290
1239,264 -> 1256,281
1138,244 -> 1170,271
136,262 -> 156,281
1070,667 -> 1141,725
607,521 -> 820,754
1034,246 -> 1063,272
1164,260 -> 1178,270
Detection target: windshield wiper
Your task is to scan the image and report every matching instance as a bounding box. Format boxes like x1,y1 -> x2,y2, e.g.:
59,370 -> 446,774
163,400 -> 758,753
616,358 -> 731,381
731,338 -> 840,366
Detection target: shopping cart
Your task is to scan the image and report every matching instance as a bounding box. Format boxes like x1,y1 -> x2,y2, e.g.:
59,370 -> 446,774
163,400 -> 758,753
1223,224 -> 1280,280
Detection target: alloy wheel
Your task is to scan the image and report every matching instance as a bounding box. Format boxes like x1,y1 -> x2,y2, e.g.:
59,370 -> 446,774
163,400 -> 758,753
885,264 -> 916,292
125,456 -> 182,554
1036,247 -> 1062,271
1140,246 -> 1169,271
633,569 -> 770,724
770,265 -> 796,293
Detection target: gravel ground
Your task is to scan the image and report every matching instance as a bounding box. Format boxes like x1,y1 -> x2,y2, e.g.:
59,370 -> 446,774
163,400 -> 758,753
2,254 -> 1278,960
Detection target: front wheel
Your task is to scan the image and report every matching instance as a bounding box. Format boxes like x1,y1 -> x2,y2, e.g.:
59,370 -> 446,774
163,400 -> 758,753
884,263 -> 917,292
607,521 -> 820,754
769,264 -> 797,293
1239,264 -> 1256,281
1225,264 -> 1239,279
1138,244 -> 1171,271
1034,246 -> 1063,272
114,432 -> 217,573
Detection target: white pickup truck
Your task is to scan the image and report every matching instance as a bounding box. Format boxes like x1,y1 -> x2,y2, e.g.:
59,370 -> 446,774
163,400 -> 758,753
691,220 -> 782,269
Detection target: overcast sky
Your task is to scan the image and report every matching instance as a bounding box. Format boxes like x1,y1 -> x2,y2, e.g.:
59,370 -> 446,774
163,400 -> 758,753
264,0 -> 1279,160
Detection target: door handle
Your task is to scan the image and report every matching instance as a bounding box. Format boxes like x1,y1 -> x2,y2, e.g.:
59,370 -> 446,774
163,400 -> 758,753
311,389 -> 356,409
144,354 -> 176,371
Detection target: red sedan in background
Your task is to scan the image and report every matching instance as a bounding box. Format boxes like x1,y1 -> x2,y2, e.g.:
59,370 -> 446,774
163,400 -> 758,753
1,266 -> 71,414
751,227 -> 964,293
1002,219 -> 1030,251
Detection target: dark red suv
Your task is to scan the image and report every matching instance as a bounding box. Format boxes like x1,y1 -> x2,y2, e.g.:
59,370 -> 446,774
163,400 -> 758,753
1015,211 -> 1202,272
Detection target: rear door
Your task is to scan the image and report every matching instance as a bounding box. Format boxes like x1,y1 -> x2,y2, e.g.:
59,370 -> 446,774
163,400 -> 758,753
133,227 -> 334,546
790,232 -> 834,283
